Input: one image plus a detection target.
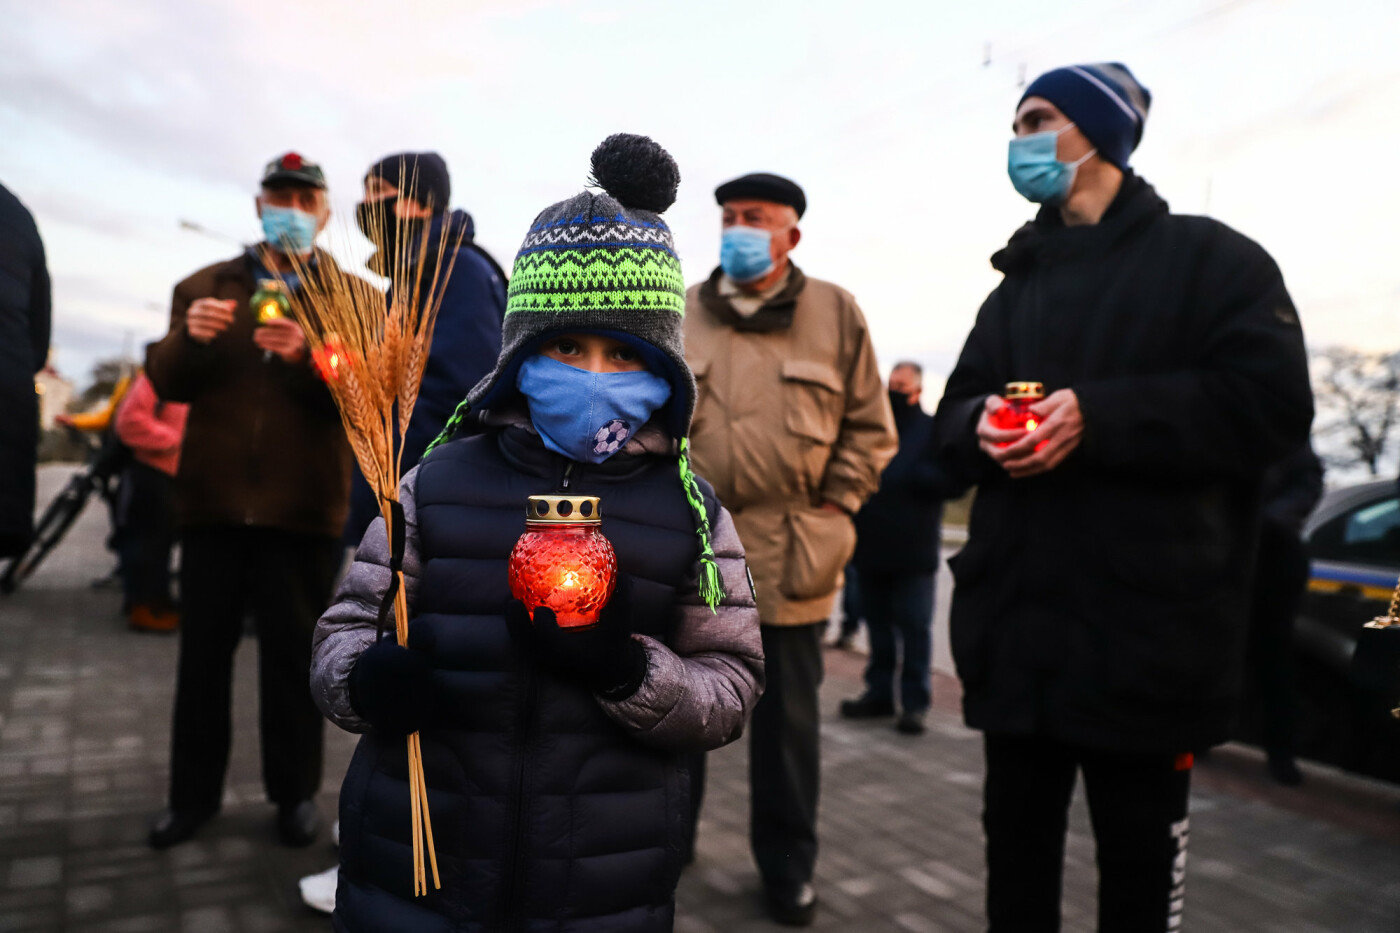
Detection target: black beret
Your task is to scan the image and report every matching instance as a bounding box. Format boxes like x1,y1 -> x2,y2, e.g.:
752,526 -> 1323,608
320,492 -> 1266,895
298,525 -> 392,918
713,172 -> 806,218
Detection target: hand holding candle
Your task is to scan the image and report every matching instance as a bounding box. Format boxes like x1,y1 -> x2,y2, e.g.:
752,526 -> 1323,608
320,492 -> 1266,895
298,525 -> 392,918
979,385 -> 1084,479
504,576 -> 647,699
250,280 -> 306,363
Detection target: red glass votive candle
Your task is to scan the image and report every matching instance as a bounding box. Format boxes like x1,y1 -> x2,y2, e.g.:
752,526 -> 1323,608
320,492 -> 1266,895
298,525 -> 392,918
311,333 -> 348,383
508,495 -> 617,629
990,381 -> 1045,448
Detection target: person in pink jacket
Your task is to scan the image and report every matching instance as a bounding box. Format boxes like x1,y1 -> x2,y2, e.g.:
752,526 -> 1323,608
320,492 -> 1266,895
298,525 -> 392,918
114,371 -> 188,631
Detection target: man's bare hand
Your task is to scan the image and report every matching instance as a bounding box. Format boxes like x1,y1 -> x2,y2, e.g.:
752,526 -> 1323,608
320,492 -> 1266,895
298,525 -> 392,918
978,389 -> 1084,479
253,317 -> 308,364
185,298 -> 237,344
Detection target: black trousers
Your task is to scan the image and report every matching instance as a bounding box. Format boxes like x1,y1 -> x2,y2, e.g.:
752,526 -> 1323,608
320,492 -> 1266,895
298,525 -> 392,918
116,462 -> 177,611
1247,523 -> 1308,757
750,622 -> 825,890
983,733 -> 1192,933
167,527 -> 340,812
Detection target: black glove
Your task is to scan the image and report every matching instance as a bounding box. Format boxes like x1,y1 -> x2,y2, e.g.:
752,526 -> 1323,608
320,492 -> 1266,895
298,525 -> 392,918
505,576 -> 648,700
348,624 -> 436,736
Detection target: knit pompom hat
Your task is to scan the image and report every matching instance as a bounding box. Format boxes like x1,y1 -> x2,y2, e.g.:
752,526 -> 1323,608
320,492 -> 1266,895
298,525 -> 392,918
428,133 -> 722,609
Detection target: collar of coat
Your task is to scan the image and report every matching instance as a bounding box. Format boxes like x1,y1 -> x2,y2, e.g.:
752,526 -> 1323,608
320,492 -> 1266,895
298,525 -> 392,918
214,245 -> 341,289
991,171 -> 1169,275
698,262 -> 809,333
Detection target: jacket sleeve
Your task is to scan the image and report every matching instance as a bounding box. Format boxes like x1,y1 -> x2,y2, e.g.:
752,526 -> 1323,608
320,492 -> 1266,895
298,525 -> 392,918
1072,233 -> 1313,479
28,234 -> 50,375
114,375 -> 182,455
145,281 -> 219,403
597,506 -> 765,752
819,295 -> 899,514
932,289 -> 1007,490
310,469 -> 422,733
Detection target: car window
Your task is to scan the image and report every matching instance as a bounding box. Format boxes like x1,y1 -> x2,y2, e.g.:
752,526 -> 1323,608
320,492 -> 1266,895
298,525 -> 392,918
1318,495 -> 1400,566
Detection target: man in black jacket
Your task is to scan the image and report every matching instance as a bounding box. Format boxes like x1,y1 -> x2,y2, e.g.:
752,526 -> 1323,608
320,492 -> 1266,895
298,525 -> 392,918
0,182 -> 51,559
841,362 -> 954,735
934,63 -> 1312,931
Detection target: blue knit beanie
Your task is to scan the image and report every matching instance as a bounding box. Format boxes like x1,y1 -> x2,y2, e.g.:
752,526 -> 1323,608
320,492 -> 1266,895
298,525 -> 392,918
1020,63 -> 1151,170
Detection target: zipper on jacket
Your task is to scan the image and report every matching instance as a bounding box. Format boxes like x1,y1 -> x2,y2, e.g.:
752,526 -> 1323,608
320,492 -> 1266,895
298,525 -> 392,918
501,661 -> 538,931
500,457 -> 574,927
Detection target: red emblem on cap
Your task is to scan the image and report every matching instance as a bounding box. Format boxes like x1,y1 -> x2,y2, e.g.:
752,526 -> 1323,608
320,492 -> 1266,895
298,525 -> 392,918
281,152 -> 304,170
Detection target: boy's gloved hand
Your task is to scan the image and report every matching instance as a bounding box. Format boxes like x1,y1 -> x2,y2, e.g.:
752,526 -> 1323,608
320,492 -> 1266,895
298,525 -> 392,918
505,576 -> 648,700
348,625 -> 436,736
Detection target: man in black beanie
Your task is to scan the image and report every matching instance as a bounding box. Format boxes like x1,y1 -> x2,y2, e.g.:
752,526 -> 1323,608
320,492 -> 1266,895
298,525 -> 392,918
933,63 -> 1313,929
342,152 -> 508,543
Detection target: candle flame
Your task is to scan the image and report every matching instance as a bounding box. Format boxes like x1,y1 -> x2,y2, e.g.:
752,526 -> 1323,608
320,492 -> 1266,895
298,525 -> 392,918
1025,417 -> 1040,431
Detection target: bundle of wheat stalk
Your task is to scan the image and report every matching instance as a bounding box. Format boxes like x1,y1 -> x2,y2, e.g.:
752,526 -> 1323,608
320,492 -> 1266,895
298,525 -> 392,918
282,171 -> 460,896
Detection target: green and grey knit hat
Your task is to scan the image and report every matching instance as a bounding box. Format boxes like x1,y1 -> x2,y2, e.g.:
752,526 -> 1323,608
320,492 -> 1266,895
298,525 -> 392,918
429,133 -> 722,608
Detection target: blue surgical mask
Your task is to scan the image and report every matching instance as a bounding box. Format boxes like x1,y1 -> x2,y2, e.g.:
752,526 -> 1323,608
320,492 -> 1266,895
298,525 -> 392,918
1007,124 -> 1096,205
720,225 -> 774,283
516,354 -> 673,464
261,205 -> 319,255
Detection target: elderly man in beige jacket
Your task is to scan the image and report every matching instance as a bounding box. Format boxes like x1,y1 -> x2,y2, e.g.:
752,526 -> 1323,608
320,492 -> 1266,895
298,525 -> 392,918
684,172 -> 896,926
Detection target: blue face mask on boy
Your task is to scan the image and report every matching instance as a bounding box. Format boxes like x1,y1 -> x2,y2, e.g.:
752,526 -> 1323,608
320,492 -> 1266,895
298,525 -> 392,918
720,225 -> 774,283
261,205 -> 319,255
517,354 -> 673,464
1007,123 -> 1096,205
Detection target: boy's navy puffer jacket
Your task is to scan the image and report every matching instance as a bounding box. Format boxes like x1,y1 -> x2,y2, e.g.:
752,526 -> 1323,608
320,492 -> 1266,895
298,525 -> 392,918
312,416 -> 764,932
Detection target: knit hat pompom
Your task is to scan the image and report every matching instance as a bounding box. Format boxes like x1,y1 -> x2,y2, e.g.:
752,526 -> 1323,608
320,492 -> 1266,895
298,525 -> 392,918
588,134 -> 679,214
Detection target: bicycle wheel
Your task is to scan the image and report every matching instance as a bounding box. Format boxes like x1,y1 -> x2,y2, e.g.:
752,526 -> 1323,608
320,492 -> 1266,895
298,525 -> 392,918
0,474 -> 97,594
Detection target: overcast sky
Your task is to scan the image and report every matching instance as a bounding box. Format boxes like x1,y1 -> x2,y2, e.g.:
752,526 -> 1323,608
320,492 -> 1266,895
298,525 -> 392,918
4,0 -> 1398,393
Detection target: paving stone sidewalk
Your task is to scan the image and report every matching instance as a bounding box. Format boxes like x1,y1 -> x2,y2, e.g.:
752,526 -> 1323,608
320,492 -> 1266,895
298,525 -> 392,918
2,466 -> 1399,931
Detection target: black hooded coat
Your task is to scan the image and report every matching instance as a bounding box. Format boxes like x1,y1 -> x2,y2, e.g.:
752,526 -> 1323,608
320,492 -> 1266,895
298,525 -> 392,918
933,173 -> 1313,753
0,183 -> 51,557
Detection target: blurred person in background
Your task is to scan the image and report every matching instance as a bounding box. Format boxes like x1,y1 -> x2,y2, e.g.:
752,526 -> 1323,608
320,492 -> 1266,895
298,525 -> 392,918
840,361 -> 956,736
0,180 -> 51,560
341,151 -> 507,544
684,171 -> 896,926
112,369 -> 188,633
143,152 -> 354,850
933,63 -> 1312,930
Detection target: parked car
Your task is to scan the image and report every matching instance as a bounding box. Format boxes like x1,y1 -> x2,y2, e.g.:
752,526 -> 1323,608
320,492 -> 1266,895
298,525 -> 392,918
1236,479 -> 1400,783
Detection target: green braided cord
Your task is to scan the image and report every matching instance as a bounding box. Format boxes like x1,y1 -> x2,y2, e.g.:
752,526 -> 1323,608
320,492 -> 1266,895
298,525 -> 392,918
678,438 -> 724,612
425,398 -> 471,454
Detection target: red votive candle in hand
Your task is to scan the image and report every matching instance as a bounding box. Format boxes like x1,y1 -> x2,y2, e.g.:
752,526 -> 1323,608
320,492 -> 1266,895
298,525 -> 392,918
990,381 -> 1045,448
508,495 -> 617,629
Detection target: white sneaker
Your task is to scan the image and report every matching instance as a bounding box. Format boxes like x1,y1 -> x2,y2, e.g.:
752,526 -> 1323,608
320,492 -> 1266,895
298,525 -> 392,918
298,865 -> 339,914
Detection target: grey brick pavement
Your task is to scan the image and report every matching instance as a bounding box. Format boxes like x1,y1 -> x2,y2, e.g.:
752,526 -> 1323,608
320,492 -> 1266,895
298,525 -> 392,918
2,466 -> 1398,931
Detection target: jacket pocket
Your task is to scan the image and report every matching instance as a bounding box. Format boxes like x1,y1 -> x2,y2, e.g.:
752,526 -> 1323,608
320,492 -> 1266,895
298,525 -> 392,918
781,505 -> 857,601
781,359 -> 842,445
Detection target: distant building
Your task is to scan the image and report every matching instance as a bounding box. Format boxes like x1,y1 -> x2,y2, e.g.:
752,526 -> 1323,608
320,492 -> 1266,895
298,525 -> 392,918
35,363 -> 74,430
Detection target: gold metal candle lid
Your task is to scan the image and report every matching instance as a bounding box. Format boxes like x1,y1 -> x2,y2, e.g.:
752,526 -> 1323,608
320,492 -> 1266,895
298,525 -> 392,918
525,495 -> 602,525
1004,381 -> 1045,400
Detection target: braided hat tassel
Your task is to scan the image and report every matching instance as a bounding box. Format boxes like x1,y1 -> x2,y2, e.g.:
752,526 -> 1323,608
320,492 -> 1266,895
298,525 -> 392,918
678,438 -> 724,612
425,399 -> 472,455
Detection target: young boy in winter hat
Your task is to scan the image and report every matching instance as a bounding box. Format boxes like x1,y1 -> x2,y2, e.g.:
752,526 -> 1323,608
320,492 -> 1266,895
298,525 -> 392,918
311,134 -> 764,932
